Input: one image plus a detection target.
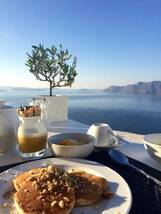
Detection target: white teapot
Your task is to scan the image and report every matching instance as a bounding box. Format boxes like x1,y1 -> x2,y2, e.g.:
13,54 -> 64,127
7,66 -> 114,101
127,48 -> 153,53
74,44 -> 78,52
0,100 -> 19,153
87,123 -> 118,147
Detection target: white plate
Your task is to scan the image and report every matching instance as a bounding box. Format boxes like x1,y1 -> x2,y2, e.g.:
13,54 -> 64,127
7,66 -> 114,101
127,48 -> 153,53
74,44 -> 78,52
0,158 -> 132,214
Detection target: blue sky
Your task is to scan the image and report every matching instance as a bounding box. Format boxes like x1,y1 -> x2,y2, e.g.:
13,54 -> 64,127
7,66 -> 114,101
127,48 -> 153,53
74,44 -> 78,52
0,0 -> 161,89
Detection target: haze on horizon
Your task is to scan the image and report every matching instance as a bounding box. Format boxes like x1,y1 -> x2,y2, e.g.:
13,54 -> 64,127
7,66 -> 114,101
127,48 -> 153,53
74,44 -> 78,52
0,0 -> 161,89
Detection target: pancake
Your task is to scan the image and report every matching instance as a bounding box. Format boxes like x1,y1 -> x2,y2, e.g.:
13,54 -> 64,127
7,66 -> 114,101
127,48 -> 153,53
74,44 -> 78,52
70,171 -> 112,206
14,166 -> 75,214
13,167 -> 44,191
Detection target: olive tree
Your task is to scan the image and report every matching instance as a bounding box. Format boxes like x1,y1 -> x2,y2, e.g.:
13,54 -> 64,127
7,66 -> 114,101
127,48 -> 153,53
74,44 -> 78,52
26,44 -> 77,96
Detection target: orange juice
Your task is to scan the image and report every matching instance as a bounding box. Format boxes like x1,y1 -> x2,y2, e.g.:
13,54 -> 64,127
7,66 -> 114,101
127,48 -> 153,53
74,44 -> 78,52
18,134 -> 47,153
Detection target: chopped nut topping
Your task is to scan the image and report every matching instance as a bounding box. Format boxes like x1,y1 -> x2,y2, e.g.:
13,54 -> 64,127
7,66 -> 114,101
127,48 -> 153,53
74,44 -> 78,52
67,187 -> 71,192
54,181 -> 58,185
51,201 -> 57,207
37,195 -> 43,200
63,196 -> 69,201
42,189 -> 47,194
47,180 -> 50,185
13,165 -> 78,212
59,200 -> 64,208
32,181 -> 37,186
27,176 -> 35,182
48,165 -> 53,170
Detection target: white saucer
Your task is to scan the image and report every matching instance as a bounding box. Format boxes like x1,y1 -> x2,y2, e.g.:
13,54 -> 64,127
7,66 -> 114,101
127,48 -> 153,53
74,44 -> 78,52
94,135 -> 123,150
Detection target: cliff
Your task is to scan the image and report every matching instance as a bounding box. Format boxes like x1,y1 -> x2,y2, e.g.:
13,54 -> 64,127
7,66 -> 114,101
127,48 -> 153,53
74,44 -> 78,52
104,81 -> 161,96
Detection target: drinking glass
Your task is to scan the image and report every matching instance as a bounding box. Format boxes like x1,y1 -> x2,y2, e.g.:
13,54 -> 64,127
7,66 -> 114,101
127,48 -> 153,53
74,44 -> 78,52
17,116 -> 47,159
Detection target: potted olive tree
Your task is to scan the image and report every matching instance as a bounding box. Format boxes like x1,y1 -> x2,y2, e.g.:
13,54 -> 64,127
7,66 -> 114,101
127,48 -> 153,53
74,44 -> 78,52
26,44 -> 77,122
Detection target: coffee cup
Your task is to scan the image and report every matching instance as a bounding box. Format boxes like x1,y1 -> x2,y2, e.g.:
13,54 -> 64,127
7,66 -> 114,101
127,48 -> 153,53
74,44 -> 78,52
87,123 -> 118,147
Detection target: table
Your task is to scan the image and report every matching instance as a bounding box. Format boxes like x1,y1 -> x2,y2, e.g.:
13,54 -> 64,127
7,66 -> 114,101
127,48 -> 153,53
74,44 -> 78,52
0,120 -> 161,214
0,119 -> 160,171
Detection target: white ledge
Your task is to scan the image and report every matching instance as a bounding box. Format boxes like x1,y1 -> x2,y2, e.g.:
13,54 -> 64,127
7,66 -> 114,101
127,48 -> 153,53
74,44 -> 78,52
115,130 -> 144,144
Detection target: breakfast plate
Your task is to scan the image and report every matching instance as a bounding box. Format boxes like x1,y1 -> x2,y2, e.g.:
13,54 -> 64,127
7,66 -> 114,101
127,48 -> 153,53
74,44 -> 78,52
0,158 -> 132,214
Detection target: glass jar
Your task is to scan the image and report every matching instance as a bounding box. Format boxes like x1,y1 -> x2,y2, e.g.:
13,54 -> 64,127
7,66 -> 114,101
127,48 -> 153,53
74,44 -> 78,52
0,100 -> 19,154
17,116 -> 47,159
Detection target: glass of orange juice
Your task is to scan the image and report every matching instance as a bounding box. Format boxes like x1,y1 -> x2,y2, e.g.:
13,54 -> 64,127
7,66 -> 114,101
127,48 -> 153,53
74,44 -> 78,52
17,116 -> 47,159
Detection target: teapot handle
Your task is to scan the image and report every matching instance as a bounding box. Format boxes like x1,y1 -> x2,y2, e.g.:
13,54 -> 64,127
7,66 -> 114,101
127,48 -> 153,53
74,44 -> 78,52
108,128 -> 119,145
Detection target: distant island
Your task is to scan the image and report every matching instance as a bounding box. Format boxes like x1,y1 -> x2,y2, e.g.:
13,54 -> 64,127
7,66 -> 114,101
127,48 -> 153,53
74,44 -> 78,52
11,87 -> 48,91
80,89 -> 91,91
104,81 -> 161,96
0,86 -> 48,91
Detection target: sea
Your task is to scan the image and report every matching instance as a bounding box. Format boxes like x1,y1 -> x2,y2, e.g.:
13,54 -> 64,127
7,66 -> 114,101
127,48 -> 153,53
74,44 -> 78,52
1,88 -> 161,135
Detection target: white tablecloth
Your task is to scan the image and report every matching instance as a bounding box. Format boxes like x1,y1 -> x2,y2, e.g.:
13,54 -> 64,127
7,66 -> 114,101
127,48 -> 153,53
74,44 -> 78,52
0,120 -> 161,172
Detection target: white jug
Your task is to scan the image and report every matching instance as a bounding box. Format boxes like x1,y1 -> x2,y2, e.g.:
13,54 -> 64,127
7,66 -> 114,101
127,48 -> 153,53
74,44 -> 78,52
0,100 -> 19,153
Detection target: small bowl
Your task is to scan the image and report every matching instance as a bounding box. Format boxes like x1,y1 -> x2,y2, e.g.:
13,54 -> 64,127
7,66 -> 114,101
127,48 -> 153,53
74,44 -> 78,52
143,134 -> 161,163
48,132 -> 95,158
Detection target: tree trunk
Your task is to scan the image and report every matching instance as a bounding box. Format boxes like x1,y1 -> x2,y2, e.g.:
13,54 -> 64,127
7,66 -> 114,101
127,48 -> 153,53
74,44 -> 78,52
49,84 -> 52,96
